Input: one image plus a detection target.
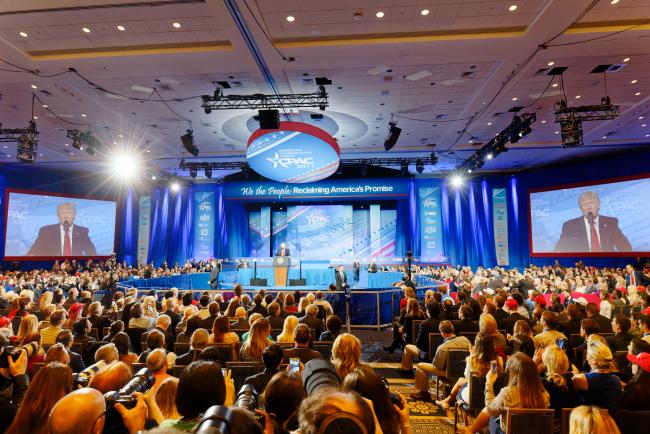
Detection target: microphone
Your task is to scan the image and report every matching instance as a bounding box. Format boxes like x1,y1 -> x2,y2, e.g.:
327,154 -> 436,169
587,212 -> 595,223
63,221 -> 70,231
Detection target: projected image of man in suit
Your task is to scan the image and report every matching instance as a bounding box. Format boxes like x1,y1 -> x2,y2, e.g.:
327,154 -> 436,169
554,191 -> 632,253
27,202 -> 97,256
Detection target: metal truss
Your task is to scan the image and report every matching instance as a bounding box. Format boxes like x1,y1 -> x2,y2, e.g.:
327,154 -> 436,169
553,102 -> 620,122
201,86 -> 329,113
179,156 -> 438,171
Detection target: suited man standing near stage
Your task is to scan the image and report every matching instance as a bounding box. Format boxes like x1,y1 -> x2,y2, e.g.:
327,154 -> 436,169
626,264 -> 648,287
368,258 -> 378,273
275,242 -> 290,257
27,202 -> 96,256
334,265 -> 349,291
209,259 -> 222,290
554,191 -> 632,253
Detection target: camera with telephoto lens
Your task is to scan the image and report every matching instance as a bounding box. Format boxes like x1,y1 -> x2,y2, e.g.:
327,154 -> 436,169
102,368 -> 155,434
234,384 -> 259,412
0,342 -> 38,369
302,358 -> 340,396
72,360 -> 106,388
194,405 -> 235,434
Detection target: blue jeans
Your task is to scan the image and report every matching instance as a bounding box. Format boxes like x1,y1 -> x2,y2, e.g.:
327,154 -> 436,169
489,416 -> 505,434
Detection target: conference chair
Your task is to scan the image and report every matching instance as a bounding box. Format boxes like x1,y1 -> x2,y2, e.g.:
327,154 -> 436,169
436,348 -> 469,399
278,342 -> 294,349
206,343 -> 237,363
125,328 -> 147,354
226,361 -> 263,391
412,320 -> 424,344
454,372 -> 507,431
171,365 -> 186,378
560,408 -> 572,434
174,342 -> 190,355
428,333 -> 445,362
459,332 -> 477,345
505,408 -> 554,434
615,409 -> 650,434
313,341 -> 334,359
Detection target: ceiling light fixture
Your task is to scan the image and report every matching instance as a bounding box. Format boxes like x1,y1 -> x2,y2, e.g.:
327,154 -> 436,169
376,11 -> 384,18
512,97 -> 518,101
286,16 -> 295,22
575,95 -> 581,99
547,61 -> 555,66
420,9 -> 430,16
635,92 -> 641,96
611,0 -> 620,4
81,114 -> 87,117
631,79 -> 638,84
82,27 -> 91,33
30,84 -> 37,89
552,83 -> 558,88
117,25 -> 126,31
509,5 -> 518,11
623,57 -> 630,62
172,22 -> 181,28
19,32 -> 28,37
487,122 -> 492,126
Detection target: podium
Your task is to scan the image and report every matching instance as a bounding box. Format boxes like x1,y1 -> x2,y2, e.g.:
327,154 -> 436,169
273,256 -> 290,287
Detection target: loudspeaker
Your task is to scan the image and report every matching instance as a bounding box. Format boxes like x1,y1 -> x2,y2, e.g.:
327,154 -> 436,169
180,130 -> 199,156
250,278 -> 268,286
384,122 -> 401,151
258,109 -> 280,129
289,278 -> 307,286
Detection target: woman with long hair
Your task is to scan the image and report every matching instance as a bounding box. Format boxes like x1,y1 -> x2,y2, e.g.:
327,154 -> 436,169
262,371 -> 306,434
436,331 -> 504,409
283,294 -> 297,315
225,298 -> 241,318
209,316 -> 240,345
37,291 -> 53,312
155,377 -> 181,420
541,345 -> 577,415
240,318 -> 273,362
479,313 -> 506,356
384,298 -> 424,353
459,352 -> 550,434
572,340 -> 622,411
342,367 -> 410,434
12,314 -> 38,344
332,333 -> 369,381
297,297 -> 310,317
5,362 -> 72,434
276,315 -> 298,344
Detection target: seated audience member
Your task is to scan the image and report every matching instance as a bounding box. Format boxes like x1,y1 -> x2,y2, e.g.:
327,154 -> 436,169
248,294 -> 268,317
195,295 -> 211,320
94,343 -> 119,364
320,314 -> 343,341
261,371 -> 306,434
267,302 -> 285,329
240,318 -> 273,362
12,314 -> 38,344
5,362 -> 72,434
539,345 -> 577,415
299,304 -> 325,339
569,405 -> 621,434
284,294 -> 298,315
230,307 -> 250,330
48,388 -> 107,434
87,301 -> 111,334
599,290 -> 613,320
436,332 -> 503,409
72,318 -> 96,345
139,329 -> 166,362
331,333 -> 369,382
501,298 -> 532,335
585,302 -> 613,333
148,314 -> 176,352
241,313 -> 264,342
111,332 -> 139,366
105,320 -> 125,343
88,361 -> 132,394
282,324 -> 322,364
297,389 -> 377,434
410,321 -> 471,401
159,360 -> 234,431
459,353 -> 550,434
40,310 -> 65,345
147,348 -> 172,396
176,328 -> 210,365
453,305 -> 479,333
155,377 -> 181,420
198,302 -> 220,331
244,344 -> 283,394
44,343 -> 70,366
534,311 -> 568,349
572,340 -> 622,411
209,316 -> 240,344
277,315 -> 299,344
0,340 -> 30,431
619,339 -> 650,410
385,298 -> 425,353
314,290 -> 333,318
128,302 -> 155,329
639,314 -> 650,345
607,314 -> 634,352
563,303 -> 582,336
342,367 -> 411,434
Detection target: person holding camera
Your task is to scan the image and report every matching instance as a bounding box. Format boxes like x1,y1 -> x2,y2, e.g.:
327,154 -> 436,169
0,335 -> 29,433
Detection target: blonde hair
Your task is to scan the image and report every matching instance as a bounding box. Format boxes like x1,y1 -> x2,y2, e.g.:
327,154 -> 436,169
569,406 -> 620,434
298,297 -> 310,314
248,313 -> 263,327
38,292 -> 53,311
277,315 -> 298,343
241,318 -> 272,360
16,314 -> 38,341
586,340 -> 614,371
479,313 -> 498,336
235,307 -> 247,319
155,377 -> 181,420
189,328 -> 209,350
331,333 -> 362,380
543,345 -> 569,389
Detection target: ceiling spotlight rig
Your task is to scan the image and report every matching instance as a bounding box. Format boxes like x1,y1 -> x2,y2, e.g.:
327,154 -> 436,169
458,113 -> 536,173
553,97 -> 620,148
201,84 -> 329,114
0,120 -> 39,164
67,129 -> 101,156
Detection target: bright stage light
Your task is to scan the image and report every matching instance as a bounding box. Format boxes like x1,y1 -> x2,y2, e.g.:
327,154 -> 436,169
111,152 -> 139,180
170,182 -> 180,192
450,175 -> 463,187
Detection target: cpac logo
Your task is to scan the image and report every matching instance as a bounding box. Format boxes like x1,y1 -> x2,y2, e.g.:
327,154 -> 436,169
307,212 -> 330,225
266,152 -> 314,169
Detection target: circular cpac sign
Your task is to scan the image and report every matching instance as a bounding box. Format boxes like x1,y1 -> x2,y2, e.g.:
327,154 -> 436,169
246,122 -> 340,183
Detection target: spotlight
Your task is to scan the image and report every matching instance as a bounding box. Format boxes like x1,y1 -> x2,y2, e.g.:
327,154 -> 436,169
170,182 -> 180,192
111,152 -> 138,180
72,138 -> 83,151
180,130 -> 199,156
415,160 -> 424,174
204,166 -> 212,179
486,153 -> 493,160
189,168 -> 197,179
430,152 -> 438,165
16,120 -> 38,164
384,121 -> 401,151
258,109 -> 280,129
450,175 -> 463,187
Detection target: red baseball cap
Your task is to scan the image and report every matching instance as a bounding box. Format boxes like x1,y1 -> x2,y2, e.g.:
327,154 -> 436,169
627,352 -> 650,373
0,316 -> 10,328
535,295 -> 547,306
642,307 -> 650,315
506,298 -> 518,309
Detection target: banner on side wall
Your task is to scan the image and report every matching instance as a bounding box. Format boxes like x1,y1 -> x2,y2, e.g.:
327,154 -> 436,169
193,192 -> 215,259
137,196 -> 151,266
492,188 -> 510,266
418,185 -> 447,262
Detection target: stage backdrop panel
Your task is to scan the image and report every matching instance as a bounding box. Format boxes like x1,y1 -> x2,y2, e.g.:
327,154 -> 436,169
286,205 -> 353,259
4,190 -> 117,258
529,175 -> 650,255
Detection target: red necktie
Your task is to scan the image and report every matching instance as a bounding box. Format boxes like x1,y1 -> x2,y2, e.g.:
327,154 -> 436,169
631,274 -> 636,286
282,249 -> 285,256
590,220 -> 601,252
63,227 -> 71,256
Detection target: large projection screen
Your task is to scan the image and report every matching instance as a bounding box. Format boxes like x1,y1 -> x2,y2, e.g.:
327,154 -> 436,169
4,189 -> 117,260
529,174 -> 650,257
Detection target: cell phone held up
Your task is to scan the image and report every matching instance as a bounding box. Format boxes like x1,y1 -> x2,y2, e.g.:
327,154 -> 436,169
490,360 -> 498,375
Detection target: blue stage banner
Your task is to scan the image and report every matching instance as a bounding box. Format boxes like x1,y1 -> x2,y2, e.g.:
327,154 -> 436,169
193,192 -> 215,259
137,196 -> 151,266
287,205 -> 353,259
223,179 -> 409,201
492,188 -> 510,266
418,185 -> 446,261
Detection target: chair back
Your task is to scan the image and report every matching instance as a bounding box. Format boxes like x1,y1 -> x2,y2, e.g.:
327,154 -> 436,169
270,329 -> 282,339
468,372 -> 507,414
226,361 -> 263,391
560,408 -> 572,434
445,349 -> 470,381
207,343 -> 237,363
615,409 -> 650,434
459,332 -> 477,344
278,342 -> 294,349
313,341 -> 334,360
172,365 -> 186,377
132,362 -> 146,372
125,328 -> 147,354
174,342 -> 190,355
103,326 -> 111,338
428,333 -> 444,361
506,408 -> 554,434
568,334 -> 584,348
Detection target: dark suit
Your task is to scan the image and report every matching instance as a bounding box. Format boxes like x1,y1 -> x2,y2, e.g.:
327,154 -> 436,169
606,332 -> 633,352
209,263 -> 221,290
163,309 -> 181,333
334,270 -> 348,291
299,315 -> 325,338
275,247 -> 290,256
452,319 -> 479,334
282,347 -> 322,365
591,313 -> 613,333
501,312 -> 533,335
199,315 -> 219,332
268,315 -> 285,330
230,318 -> 249,330
626,270 -> 648,287
69,351 -> 85,373
248,304 -> 268,317
244,368 -> 279,394
27,223 -> 97,256
368,263 -> 378,273
554,215 -> 632,252
415,318 -> 441,356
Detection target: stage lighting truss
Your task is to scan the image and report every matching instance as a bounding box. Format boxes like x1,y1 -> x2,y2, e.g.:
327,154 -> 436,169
201,86 -> 329,114
553,98 -> 620,148
0,120 -> 39,164
458,112 -> 536,173
67,129 -> 101,155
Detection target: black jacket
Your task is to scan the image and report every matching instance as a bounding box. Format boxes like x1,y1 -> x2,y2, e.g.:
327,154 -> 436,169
0,374 -> 28,433
282,347 -> 322,365
452,319 -> 479,334
299,315 -> 325,338
69,351 -> 86,373
244,368 -> 279,394
415,318 -> 441,356
268,315 -> 285,330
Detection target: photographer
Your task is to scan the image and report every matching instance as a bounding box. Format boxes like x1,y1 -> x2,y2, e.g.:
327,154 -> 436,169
0,334 -> 29,432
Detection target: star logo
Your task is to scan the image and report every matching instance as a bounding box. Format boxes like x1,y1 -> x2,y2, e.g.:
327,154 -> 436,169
266,152 -> 285,168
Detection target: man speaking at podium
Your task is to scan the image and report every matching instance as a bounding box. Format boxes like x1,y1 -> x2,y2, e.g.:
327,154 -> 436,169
27,202 -> 96,257
554,191 -> 632,253
275,242 -> 290,257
